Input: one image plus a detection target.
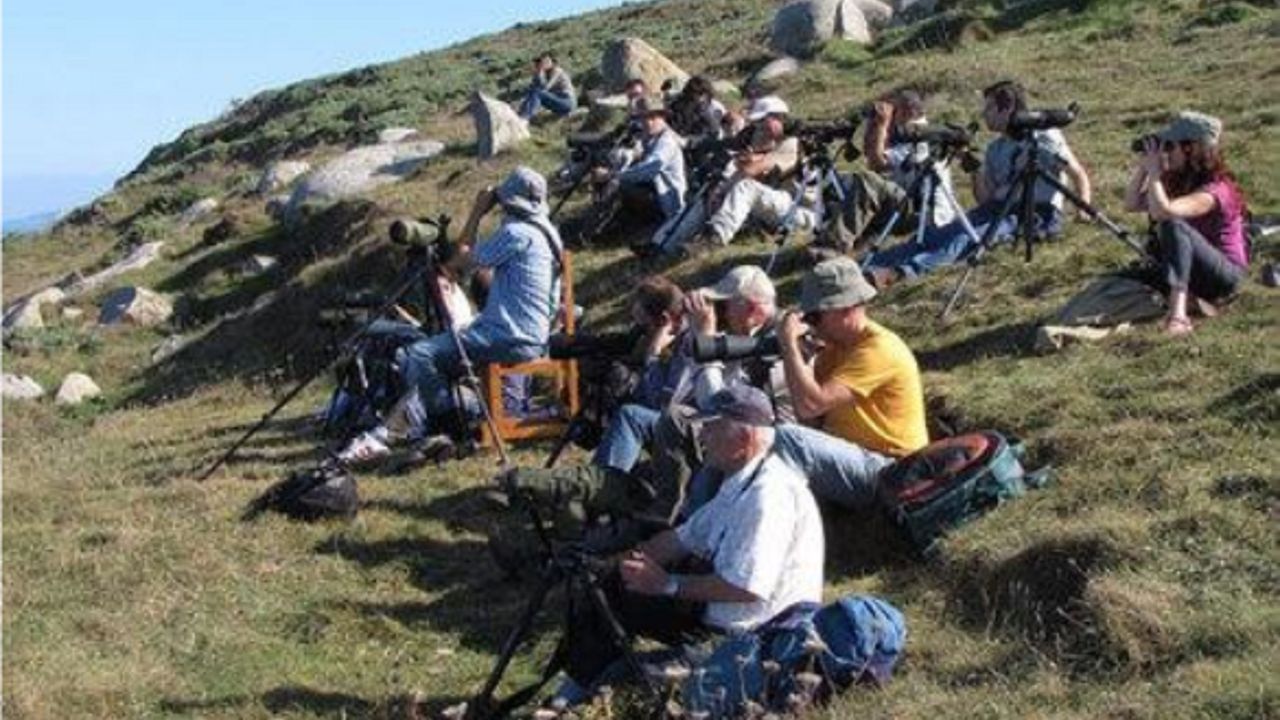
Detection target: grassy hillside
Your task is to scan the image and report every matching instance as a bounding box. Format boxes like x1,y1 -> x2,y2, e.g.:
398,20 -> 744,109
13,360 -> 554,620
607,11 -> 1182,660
4,0 -> 1278,718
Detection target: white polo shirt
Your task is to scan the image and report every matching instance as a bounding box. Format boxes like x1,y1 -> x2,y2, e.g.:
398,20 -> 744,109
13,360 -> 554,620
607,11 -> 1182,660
675,448 -> 825,632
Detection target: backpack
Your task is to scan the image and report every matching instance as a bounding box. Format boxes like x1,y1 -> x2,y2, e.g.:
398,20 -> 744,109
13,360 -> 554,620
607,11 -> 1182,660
680,596 -> 907,718
878,432 -> 1050,556
242,462 -> 360,522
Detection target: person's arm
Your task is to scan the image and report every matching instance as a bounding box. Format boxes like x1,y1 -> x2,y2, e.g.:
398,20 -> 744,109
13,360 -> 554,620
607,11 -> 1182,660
1057,139 -> 1092,215
1124,155 -> 1151,213
777,311 -> 855,420
620,548 -> 759,603
447,187 -> 496,272
863,102 -> 895,173
972,148 -> 994,205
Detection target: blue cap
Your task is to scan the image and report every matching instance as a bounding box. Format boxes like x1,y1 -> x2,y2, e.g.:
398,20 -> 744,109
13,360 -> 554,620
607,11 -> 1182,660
692,385 -> 774,426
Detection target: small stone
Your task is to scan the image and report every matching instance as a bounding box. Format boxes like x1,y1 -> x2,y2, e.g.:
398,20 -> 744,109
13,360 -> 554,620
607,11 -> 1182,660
150,335 -> 188,364
256,160 -> 312,195
2,373 -> 45,400
239,255 -> 278,274
179,197 -> 219,224
751,57 -> 803,86
98,286 -> 173,327
55,372 -> 102,406
67,242 -> 166,295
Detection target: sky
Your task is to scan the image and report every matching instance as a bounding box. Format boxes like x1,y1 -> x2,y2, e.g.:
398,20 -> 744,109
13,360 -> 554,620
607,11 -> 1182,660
2,0 -> 623,220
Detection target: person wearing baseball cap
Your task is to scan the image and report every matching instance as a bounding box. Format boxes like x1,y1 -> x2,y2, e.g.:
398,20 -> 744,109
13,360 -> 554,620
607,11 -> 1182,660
777,257 -> 928,460
554,383 -> 824,705
1124,110 -> 1249,336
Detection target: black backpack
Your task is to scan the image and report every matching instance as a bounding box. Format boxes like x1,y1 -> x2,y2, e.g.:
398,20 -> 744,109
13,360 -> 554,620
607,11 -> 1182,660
242,462 -> 360,522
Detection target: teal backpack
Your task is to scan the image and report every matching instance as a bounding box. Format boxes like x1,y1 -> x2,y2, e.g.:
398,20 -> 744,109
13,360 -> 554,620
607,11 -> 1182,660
878,432 -> 1051,556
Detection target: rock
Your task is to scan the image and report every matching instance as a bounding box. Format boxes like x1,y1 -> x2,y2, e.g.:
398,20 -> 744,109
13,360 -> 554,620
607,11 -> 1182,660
853,0 -> 894,28
286,140 -> 444,213
469,92 -> 530,160
98,286 -> 174,327
377,127 -> 420,144
711,80 -> 742,100
239,255 -> 278,274
62,307 -> 84,321
3,287 -> 65,332
202,214 -> 242,247
67,242 -> 166,296
600,37 -> 689,94
2,374 -> 45,401
179,197 -> 219,224
150,335 -> 188,364
771,0 -> 874,58
256,160 -> 312,195
892,0 -> 939,22
750,56 -> 804,86
55,372 -> 102,406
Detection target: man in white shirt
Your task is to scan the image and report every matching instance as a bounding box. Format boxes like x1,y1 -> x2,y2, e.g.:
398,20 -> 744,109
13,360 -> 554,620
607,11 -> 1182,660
556,385 -> 824,703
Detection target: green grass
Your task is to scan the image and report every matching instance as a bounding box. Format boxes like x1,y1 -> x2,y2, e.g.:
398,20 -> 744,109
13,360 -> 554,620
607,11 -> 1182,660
4,0 -> 1279,718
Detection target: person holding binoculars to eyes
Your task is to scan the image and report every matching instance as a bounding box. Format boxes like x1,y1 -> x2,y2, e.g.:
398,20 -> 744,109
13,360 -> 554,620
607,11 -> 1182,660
1124,111 -> 1250,337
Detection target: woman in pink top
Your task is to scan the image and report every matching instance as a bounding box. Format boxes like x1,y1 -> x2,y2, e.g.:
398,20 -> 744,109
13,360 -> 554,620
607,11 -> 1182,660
1125,111 -> 1249,336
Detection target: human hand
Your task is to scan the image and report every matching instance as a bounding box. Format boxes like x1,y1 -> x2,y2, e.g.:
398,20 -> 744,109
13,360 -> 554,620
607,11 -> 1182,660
778,310 -> 808,352
872,101 -> 895,123
685,291 -> 717,336
620,550 -> 669,596
644,315 -> 677,358
1139,137 -> 1165,177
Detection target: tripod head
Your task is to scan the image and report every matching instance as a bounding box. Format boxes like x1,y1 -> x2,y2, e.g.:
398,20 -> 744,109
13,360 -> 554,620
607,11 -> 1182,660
791,116 -> 862,167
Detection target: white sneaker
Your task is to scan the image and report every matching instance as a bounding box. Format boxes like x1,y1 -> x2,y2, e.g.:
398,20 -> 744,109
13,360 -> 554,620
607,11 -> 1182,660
337,429 -> 391,467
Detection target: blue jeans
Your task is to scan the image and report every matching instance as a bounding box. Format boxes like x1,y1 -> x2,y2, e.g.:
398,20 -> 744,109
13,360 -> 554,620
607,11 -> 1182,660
681,424 -> 896,518
863,202 -> 1063,279
519,87 -> 575,118
398,328 -> 540,437
592,404 -> 661,472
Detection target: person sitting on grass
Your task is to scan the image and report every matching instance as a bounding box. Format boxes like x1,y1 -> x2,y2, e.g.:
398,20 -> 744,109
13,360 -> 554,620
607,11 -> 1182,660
861,79 -> 1092,288
338,167 -> 562,466
1124,111 -> 1250,336
774,257 -> 929,506
552,385 -> 824,707
590,95 -> 687,234
519,52 -> 577,120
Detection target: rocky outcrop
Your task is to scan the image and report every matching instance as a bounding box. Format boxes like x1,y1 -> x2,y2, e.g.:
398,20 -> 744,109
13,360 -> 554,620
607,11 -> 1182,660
771,0 -> 874,58
853,0 -> 894,28
286,140 -> 445,212
377,127 -> 420,144
98,287 -> 173,327
750,56 -> 804,87
179,197 -> 219,224
601,37 -> 689,94
256,160 -> 312,195
469,92 -> 530,159
3,374 -> 45,401
55,372 -> 102,406
68,242 -> 166,296
2,287 -> 66,333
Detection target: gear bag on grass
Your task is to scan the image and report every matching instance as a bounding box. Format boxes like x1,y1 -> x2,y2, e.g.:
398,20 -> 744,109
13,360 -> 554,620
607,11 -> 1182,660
242,461 -> 359,522
679,595 -> 906,718
878,431 -> 1050,556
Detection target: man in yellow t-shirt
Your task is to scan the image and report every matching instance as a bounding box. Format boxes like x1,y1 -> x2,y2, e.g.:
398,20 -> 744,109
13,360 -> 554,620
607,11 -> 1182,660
778,257 -> 928,461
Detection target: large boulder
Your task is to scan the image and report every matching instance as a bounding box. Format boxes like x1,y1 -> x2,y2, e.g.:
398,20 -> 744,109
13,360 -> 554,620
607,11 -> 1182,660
256,160 -> 312,195
98,286 -> 173,327
2,287 -> 66,333
601,37 -> 689,94
469,92 -> 530,160
853,0 -> 894,28
179,197 -> 219,225
771,0 -> 874,58
68,242 -> 166,296
55,372 -> 101,406
377,127 -> 420,144
2,374 -> 45,401
287,140 -> 445,212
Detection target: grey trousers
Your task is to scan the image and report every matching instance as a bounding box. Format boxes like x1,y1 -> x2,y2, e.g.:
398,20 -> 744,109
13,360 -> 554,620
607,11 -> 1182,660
1155,219 -> 1245,301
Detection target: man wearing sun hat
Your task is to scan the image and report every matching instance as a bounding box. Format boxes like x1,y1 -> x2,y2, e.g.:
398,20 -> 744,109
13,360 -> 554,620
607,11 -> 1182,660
605,94 -> 688,223
778,256 -> 928,464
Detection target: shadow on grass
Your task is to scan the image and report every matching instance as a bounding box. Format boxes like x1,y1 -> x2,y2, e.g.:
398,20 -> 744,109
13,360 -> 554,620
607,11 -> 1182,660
822,503 -> 920,581
1206,372 -> 1279,427
917,320 -> 1038,372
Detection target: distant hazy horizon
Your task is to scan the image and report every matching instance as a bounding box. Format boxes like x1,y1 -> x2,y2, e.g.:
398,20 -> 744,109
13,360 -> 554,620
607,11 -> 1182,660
3,171 -> 117,227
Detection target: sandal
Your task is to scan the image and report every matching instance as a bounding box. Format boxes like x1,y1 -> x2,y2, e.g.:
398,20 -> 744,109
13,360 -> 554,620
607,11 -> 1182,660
1163,316 -> 1194,337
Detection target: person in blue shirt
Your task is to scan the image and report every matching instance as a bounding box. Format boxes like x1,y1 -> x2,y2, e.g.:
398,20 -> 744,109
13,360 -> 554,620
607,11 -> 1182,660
340,166 -> 563,464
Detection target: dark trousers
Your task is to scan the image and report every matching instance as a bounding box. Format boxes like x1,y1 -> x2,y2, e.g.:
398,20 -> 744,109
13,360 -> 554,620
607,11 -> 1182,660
1155,219 -> 1245,301
563,569 -> 711,688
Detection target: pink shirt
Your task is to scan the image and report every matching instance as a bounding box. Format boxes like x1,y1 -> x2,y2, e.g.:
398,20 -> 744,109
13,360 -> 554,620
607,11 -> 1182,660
1189,179 -> 1248,268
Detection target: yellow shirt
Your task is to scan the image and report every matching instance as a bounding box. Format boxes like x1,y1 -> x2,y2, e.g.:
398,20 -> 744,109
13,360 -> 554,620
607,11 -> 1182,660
813,320 -> 928,457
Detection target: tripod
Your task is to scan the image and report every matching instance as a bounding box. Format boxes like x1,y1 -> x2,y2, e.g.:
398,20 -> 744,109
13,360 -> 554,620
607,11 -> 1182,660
940,135 -> 1144,319
765,145 -> 848,274
466,499 -> 655,719
863,144 -> 983,256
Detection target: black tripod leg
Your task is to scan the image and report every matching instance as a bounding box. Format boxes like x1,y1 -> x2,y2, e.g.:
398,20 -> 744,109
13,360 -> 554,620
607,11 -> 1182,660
1037,171 -> 1146,257
468,570 -> 560,719
578,571 -> 660,696
939,174 -> 1031,320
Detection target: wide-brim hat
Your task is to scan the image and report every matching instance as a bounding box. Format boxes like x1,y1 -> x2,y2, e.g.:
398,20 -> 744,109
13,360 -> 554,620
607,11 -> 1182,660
800,257 -> 877,313
1156,110 -> 1223,147
495,166 -> 549,218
